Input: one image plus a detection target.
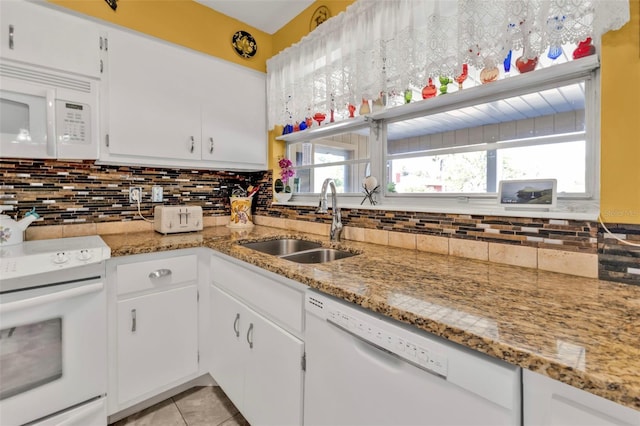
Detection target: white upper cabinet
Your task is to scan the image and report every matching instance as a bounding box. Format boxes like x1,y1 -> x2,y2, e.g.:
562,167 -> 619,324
0,0 -> 101,78
101,26 -> 267,170
104,29 -> 202,162
199,60 -> 267,169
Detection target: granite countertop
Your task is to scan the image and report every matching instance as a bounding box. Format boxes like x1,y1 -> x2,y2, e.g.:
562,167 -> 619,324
101,225 -> 640,411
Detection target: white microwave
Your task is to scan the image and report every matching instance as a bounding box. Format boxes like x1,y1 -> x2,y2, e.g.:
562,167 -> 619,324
0,60 -> 99,159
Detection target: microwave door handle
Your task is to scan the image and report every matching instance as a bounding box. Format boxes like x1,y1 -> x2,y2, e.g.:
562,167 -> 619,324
46,90 -> 57,158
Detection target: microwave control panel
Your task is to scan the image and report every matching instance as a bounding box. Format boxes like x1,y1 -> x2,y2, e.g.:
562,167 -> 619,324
56,100 -> 91,145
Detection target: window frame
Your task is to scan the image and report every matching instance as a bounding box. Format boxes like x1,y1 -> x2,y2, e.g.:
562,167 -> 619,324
277,57 -> 600,220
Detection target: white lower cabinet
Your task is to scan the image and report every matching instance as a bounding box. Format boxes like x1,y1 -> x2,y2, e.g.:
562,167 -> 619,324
523,370 -> 640,426
117,286 -> 198,404
107,252 -> 201,416
210,285 -> 304,426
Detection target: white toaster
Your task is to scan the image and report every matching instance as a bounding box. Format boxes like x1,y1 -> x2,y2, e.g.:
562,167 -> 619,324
154,205 -> 203,234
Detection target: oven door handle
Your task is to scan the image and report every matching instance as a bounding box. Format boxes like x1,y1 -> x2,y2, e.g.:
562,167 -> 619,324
0,282 -> 103,314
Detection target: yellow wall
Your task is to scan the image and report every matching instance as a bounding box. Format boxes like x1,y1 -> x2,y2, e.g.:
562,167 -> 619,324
271,1 -> 354,56
600,0 -> 640,224
50,0 -> 640,222
48,0 -> 271,72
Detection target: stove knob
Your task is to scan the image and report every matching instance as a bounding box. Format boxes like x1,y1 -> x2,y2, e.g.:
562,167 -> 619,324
54,252 -> 69,264
78,249 -> 92,261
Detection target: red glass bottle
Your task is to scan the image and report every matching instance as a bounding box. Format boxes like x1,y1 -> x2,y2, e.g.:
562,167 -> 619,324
572,38 -> 596,59
454,64 -> 468,90
515,55 -> 538,73
421,78 -> 437,99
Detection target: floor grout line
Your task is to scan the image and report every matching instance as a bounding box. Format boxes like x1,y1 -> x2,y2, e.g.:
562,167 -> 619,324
171,397 -> 189,426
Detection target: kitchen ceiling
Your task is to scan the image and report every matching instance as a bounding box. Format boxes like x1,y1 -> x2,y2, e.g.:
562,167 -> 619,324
194,0 -> 315,34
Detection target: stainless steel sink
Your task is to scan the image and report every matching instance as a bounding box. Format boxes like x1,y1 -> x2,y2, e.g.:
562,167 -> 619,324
280,248 -> 357,264
240,238 -> 358,264
240,239 -> 323,256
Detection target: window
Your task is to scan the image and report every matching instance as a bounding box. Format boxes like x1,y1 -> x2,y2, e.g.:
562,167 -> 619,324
386,81 -> 589,196
287,125 -> 370,194
281,57 -> 599,217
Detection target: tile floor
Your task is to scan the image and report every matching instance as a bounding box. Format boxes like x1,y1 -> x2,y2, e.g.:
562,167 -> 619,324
111,386 -> 249,426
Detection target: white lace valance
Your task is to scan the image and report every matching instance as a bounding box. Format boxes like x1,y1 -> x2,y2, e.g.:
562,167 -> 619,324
266,0 -> 630,130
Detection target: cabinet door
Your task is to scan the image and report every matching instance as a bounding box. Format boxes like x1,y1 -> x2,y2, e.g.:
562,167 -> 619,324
0,1 -> 100,77
523,370 -> 640,426
243,308 -> 304,426
200,60 -> 267,169
117,285 -> 198,404
105,29 -> 201,161
209,285 -> 247,411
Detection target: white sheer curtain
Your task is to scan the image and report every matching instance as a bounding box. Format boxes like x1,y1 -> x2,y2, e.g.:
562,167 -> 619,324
266,0 -> 630,130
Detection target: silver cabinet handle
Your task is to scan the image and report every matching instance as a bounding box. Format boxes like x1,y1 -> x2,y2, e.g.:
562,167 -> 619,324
9,25 -> 14,50
246,323 -> 254,349
233,313 -> 240,337
209,137 -> 214,154
148,269 -> 172,279
190,136 -> 195,153
131,309 -> 137,332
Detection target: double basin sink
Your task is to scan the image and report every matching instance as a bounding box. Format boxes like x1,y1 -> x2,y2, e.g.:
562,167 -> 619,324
240,238 -> 357,264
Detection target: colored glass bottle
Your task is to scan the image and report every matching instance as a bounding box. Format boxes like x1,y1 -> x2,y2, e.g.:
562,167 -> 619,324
438,76 -> 452,94
572,38 -> 595,59
503,50 -> 512,73
359,98 -> 371,115
421,78 -> 437,99
404,89 -> 412,103
515,55 -> 538,73
454,64 -> 468,90
480,66 -> 499,83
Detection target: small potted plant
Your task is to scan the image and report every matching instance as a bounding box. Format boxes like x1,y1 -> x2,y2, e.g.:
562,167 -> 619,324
274,157 -> 295,202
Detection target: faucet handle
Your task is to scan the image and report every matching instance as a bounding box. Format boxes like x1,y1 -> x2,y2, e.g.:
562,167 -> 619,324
317,197 -> 328,214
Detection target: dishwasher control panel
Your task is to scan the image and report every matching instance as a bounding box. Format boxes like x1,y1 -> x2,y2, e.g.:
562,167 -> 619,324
307,292 -> 448,378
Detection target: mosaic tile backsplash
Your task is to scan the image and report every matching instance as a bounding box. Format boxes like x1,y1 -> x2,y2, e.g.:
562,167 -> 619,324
2,158 -> 638,285
0,159 -> 270,224
599,223 -> 640,286
257,204 -> 599,253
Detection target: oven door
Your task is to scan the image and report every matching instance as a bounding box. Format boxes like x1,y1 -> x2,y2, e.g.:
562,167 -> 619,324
0,78 -> 56,159
0,278 -> 106,426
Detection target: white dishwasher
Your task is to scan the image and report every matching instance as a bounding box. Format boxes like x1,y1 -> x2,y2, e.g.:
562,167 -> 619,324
304,290 -> 521,426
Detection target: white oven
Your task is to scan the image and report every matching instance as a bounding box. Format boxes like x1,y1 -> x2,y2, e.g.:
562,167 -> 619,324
0,59 -> 99,160
0,236 -> 110,426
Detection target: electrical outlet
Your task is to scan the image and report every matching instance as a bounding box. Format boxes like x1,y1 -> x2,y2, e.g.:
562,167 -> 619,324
129,187 -> 142,203
151,186 -> 163,202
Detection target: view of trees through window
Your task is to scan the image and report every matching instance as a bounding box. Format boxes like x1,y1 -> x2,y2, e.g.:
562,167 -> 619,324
388,140 -> 586,194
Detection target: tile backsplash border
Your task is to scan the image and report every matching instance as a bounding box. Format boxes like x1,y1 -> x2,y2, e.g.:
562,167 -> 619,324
2,159 -> 638,284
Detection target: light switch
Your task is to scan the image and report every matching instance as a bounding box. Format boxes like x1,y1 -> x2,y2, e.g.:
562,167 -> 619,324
152,186 -> 163,202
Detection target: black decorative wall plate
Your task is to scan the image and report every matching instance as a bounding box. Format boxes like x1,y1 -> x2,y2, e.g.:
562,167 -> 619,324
232,31 -> 257,59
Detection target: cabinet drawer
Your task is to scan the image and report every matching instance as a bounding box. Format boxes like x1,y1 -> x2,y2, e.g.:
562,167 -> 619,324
211,255 -> 304,334
117,255 -> 198,296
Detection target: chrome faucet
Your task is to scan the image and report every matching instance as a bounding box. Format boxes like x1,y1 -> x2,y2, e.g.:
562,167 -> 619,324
317,178 -> 343,241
